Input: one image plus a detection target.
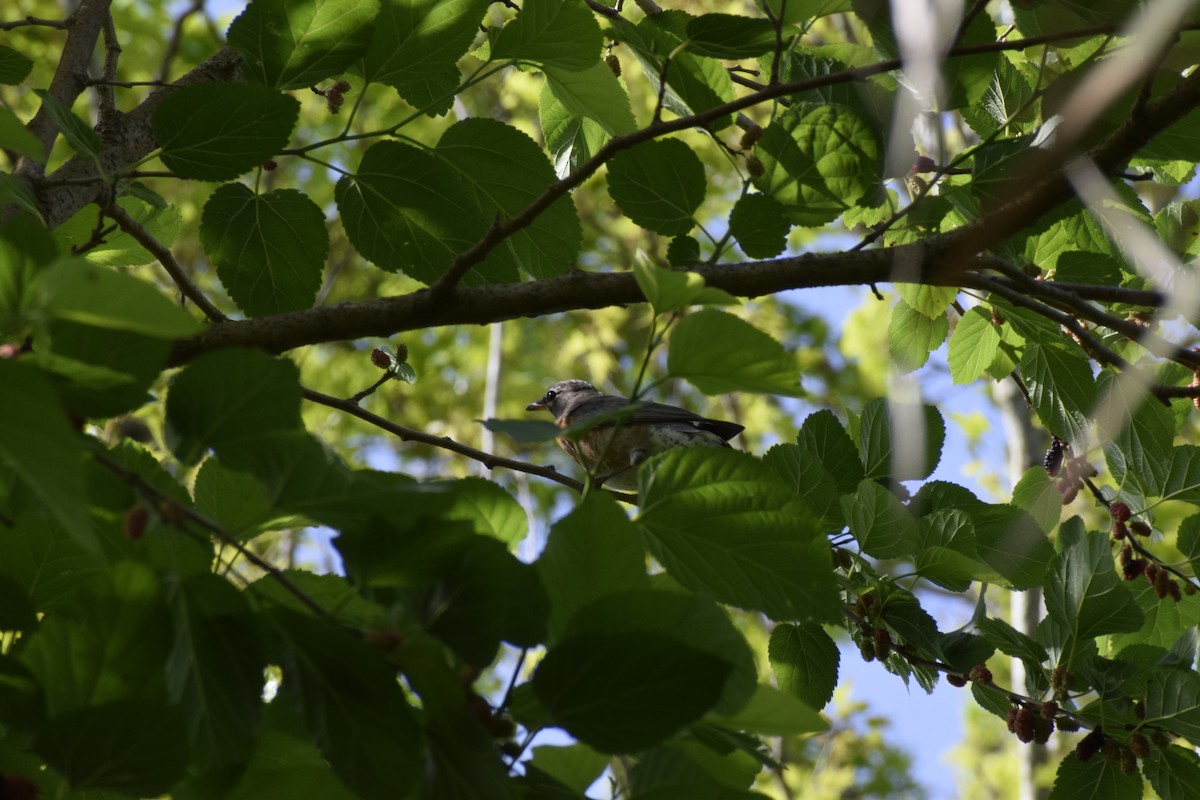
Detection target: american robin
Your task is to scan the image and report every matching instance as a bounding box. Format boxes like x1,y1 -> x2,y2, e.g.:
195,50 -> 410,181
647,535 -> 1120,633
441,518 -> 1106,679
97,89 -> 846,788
526,380 -> 744,491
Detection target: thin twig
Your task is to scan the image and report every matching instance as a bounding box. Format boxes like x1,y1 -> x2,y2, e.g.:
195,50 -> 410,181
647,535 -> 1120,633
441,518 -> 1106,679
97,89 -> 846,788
301,387 -> 639,504
105,201 -> 228,323
158,0 -> 205,82
0,15 -> 70,30
96,9 -> 121,119
92,450 -> 334,620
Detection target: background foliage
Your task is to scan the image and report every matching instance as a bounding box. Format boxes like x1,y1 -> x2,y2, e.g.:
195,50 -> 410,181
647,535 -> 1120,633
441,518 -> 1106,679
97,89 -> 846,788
5,0 -> 1200,797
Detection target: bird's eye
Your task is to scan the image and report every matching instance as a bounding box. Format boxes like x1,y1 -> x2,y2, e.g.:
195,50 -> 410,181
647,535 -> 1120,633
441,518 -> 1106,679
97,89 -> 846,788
545,390 -> 557,401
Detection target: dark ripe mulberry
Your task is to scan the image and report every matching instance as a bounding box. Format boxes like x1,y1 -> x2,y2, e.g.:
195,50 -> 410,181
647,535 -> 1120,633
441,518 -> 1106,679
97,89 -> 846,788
739,125 -> 763,150
605,53 -> 621,77
1119,747 -> 1137,775
122,504 -> 149,540
1123,559 -> 1146,581
1154,568 -> 1171,599
1057,715 -> 1081,732
1033,715 -> 1054,745
1006,706 -> 1020,733
1186,581 -> 1198,596
1076,727 -> 1105,762
1110,502 -> 1131,523
1041,701 -> 1059,720
947,673 -> 968,688
859,639 -> 876,662
1112,520 -> 1127,540
873,628 -> 892,660
746,155 -> 765,178
1130,520 -> 1152,537
1169,580 -> 1182,602
1044,438 -> 1067,477
912,155 -> 937,173
1129,733 -> 1150,759
1013,708 -> 1037,743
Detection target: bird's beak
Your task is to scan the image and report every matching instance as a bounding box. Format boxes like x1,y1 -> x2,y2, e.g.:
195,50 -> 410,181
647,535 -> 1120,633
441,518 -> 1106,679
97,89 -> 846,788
526,400 -> 545,412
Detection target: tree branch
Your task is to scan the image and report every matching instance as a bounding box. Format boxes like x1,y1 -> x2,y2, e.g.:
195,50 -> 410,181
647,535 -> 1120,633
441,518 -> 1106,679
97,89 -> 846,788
300,388 -> 638,504
104,201 -> 228,323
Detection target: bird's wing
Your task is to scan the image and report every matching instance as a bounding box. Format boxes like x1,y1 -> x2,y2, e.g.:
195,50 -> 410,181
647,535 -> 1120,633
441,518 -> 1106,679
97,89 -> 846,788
629,402 -> 745,441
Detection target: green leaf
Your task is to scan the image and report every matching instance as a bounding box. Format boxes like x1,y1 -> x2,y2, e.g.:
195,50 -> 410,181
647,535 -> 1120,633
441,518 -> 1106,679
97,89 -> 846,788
712,682 -> 827,736
762,443 -> 844,531
534,630 -> 732,753
768,622 -> 839,711
0,107 -> 42,161
480,417 -> 561,442
432,476 -> 527,547
37,257 -> 201,338
1102,375 -> 1176,498
35,700 -> 188,796
539,78 -> 611,178
797,409 -> 864,493
668,308 -> 800,395
881,591 -> 943,661
568,587 -> 757,717
1178,514 -> 1200,575
271,608 -> 422,799
633,259 -> 738,315
528,744 -> 610,795
667,234 -> 701,266
536,493 -> 649,641
914,509 -> 987,591
228,0 -> 380,89
436,118 -> 581,280
165,349 -> 303,465
543,62 -> 638,137
20,562 -> 170,715
752,101 -> 882,226
607,138 -> 706,236
757,0 -> 852,24
0,45 -> 33,85
1044,532 -> 1143,642
200,183 -> 328,316
841,479 -> 918,560
685,14 -> 777,59
361,0 -> 489,116
153,83 -> 300,181
638,447 -> 839,622
1046,749 -> 1143,800
34,90 -> 102,165
858,398 -> 945,481
0,362 -> 92,550
335,140 -> 488,284
165,574 -> 265,770
0,173 -> 42,221
490,0 -> 602,70
1143,745 -> 1200,800
1161,445 -> 1200,504
897,283 -> 958,319
948,306 -> 1002,384
1143,669 -> 1200,747
52,198 -> 182,268
976,616 -> 1049,664
729,193 -> 791,258
612,13 -> 736,130
219,706 -> 360,800
888,298 -> 947,373
1011,466 -> 1062,534
0,514 -> 102,613
972,504 -> 1055,590
419,535 -> 548,665
193,457 -> 282,541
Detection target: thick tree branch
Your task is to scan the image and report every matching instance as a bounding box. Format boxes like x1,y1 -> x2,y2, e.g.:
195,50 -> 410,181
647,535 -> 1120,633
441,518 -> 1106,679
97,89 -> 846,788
18,0 -> 111,173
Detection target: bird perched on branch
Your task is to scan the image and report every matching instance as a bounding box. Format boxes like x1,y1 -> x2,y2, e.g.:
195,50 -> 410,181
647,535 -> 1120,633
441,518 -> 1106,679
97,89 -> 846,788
526,379 -> 744,491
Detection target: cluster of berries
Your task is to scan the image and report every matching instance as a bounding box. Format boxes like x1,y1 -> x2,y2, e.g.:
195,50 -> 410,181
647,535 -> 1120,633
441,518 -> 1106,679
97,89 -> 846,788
1074,723 -> 1166,775
1042,438 -> 1096,504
